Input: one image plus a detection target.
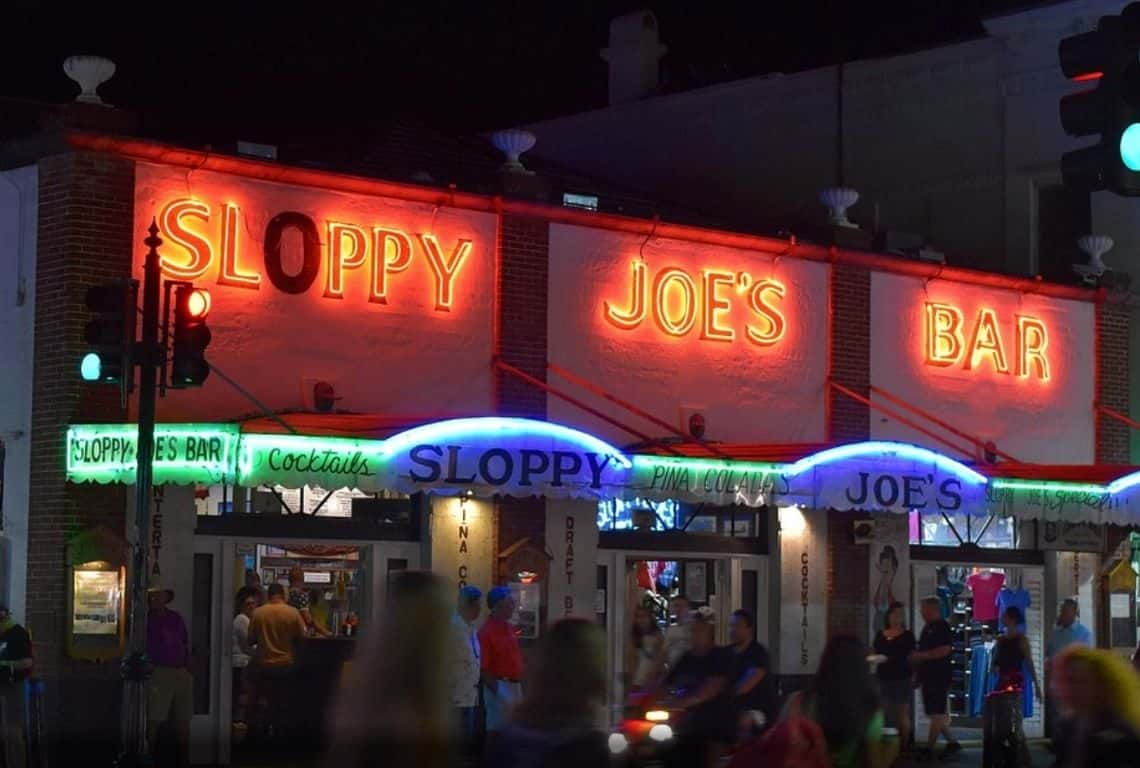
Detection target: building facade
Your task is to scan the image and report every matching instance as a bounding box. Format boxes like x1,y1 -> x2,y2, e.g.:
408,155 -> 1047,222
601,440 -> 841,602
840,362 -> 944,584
0,127 -> 1131,761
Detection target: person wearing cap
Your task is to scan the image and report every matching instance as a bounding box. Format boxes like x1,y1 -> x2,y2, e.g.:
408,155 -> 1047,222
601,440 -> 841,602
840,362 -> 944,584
450,585 -> 483,750
0,606 -> 32,768
146,584 -> 192,768
478,586 -> 523,733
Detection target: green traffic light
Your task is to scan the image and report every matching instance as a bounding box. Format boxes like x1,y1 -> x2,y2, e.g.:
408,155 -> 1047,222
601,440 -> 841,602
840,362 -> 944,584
1121,123 -> 1140,171
80,352 -> 102,381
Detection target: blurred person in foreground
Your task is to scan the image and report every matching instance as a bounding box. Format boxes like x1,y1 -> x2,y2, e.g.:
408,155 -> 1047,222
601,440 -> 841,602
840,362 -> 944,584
449,585 -> 483,752
480,586 -> 524,734
488,618 -> 609,768
325,571 -> 455,768
659,607 -> 734,768
1052,645 -> 1140,768
781,634 -> 896,768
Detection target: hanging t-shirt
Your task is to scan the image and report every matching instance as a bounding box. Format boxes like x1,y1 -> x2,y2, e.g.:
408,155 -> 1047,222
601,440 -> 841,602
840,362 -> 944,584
967,571 -> 1005,622
996,587 -> 1030,632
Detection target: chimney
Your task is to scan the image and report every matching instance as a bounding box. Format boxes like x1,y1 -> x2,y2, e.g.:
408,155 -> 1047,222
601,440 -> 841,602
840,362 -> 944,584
600,11 -> 667,106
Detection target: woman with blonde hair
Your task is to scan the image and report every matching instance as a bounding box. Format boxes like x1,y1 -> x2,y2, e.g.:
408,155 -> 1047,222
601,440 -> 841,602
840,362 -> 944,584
489,617 -> 610,767
324,571 -> 456,768
1052,645 -> 1140,768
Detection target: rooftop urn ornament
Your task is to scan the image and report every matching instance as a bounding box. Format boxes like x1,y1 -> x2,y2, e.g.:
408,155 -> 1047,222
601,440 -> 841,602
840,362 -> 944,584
1077,234 -> 1113,276
820,187 -> 860,228
491,128 -> 537,174
63,55 -> 116,105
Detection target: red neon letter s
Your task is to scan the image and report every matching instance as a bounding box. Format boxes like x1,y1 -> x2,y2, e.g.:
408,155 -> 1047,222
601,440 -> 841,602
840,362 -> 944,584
701,271 -> 735,342
218,203 -> 261,289
745,279 -> 786,346
604,261 -> 648,330
370,228 -> 414,304
324,222 -> 369,299
1016,315 -> 1050,381
420,234 -> 472,311
965,307 -> 1009,374
924,302 -> 964,367
158,199 -> 212,280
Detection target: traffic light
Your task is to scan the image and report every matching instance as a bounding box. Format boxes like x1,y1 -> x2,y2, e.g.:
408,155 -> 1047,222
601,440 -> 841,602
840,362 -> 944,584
1058,4 -> 1140,195
169,286 -> 212,388
81,281 -> 137,385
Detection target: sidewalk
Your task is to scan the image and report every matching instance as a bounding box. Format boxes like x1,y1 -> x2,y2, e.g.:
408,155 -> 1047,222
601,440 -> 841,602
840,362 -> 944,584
896,743 -> 1053,767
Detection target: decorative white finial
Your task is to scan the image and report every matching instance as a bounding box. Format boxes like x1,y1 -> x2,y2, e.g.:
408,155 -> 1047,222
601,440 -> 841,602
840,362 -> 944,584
820,187 -> 860,228
1078,234 -> 1114,276
63,56 -> 116,105
491,129 -> 537,174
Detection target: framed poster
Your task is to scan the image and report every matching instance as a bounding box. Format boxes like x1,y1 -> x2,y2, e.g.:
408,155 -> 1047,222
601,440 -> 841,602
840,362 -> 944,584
72,570 -> 121,636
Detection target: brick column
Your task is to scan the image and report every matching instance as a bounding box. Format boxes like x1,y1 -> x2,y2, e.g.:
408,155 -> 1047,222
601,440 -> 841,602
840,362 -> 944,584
829,262 -> 871,443
494,215 -> 550,582
30,151 -> 135,761
1096,300 -> 1130,464
826,262 -> 872,636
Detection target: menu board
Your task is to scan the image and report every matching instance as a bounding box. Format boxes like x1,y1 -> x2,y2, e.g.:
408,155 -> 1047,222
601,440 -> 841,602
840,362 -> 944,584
73,570 -> 121,636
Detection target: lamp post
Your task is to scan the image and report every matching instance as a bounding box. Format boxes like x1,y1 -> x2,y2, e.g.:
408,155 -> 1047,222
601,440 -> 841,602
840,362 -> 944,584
115,221 -> 162,768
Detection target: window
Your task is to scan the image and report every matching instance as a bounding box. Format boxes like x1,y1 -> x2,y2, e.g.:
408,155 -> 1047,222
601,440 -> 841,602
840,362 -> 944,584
909,510 -> 1016,549
1036,185 -> 1090,283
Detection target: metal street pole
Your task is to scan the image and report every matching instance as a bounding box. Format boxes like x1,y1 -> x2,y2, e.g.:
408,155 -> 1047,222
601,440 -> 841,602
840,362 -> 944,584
116,220 -> 162,768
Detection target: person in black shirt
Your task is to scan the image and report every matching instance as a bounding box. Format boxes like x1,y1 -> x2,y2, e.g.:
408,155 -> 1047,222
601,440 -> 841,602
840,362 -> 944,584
660,610 -> 733,768
873,601 -> 916,750
728,609 -> 777,743
911,596 -> 960,757
0,606 -> 32,768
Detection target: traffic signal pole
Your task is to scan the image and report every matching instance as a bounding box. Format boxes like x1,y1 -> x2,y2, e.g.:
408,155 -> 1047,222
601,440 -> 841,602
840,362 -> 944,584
116,221 -> 162,768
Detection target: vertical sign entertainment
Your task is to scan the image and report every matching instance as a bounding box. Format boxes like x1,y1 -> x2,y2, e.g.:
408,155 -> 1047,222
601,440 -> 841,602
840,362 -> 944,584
151,486 -> 165,577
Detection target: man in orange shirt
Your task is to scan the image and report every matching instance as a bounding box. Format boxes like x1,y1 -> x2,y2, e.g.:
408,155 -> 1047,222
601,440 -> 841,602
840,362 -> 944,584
249,583 -> 307,745
478,586 -> 523,732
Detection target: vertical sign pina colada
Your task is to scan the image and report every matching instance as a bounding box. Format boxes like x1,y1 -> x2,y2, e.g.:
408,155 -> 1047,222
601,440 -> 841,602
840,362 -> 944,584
157,197 -> 473,311
923,301 -> 1050,381
604,260 -> 787,345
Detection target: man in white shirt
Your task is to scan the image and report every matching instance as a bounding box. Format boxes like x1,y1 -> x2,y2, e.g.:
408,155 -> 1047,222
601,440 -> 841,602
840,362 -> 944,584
450,585 -> 483,750
664,594 -> 693,670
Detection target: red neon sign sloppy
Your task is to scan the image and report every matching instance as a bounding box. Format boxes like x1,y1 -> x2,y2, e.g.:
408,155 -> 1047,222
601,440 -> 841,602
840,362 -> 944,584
604,260 -> 787,346
156,197 -> 473,311
924,301 -> 1050,381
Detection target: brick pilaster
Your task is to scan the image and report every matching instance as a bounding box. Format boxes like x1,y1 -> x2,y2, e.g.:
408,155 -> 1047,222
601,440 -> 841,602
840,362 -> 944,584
1096,300 -> 1130,464
826,512 -> 869,639
494,215 -> 550,583
829,263 -> 871,443
30,151 -> 135,761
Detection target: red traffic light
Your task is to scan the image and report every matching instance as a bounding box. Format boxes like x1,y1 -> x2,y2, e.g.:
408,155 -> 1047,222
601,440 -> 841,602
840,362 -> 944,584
184,288 -> 211,319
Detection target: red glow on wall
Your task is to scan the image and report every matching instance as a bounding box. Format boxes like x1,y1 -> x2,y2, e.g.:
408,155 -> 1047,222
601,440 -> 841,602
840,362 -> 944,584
153,195 -> 477,313
923,301 -> 1050,382
603,259 -> 788,346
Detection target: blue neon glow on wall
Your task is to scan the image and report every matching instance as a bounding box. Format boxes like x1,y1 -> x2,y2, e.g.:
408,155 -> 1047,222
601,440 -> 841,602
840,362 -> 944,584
380,417 -> 633,468
785,441 -> 987,484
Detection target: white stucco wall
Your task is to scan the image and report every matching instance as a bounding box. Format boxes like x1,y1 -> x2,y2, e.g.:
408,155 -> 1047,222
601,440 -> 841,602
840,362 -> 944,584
134,164 -> 497,421
0,164 -> 38,622
547,223 -> 828,445
870,272 -> 1095,463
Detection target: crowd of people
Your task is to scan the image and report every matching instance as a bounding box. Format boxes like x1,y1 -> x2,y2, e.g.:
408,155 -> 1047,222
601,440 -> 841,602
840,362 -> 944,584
139,568 -> 1140,768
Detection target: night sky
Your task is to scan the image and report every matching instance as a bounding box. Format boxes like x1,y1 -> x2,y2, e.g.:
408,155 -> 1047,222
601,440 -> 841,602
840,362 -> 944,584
3,0 -> 1041,145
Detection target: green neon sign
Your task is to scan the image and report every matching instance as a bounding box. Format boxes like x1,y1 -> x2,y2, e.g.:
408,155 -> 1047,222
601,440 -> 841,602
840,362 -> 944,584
631,455 -> 784,475
67,424 -> 240,485
989,478 -> 1109,496
238,432 -> 388,489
